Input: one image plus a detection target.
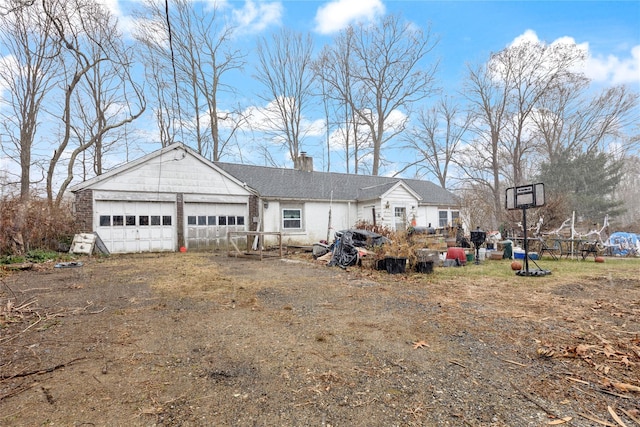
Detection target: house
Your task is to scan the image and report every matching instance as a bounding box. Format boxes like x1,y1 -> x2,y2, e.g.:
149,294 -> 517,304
71,142 -> 460,254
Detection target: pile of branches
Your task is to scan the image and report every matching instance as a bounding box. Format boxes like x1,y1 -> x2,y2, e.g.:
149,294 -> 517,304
0,280 -> 42,346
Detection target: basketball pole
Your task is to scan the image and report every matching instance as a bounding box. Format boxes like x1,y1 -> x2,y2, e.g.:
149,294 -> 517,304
522,206 -> 530,275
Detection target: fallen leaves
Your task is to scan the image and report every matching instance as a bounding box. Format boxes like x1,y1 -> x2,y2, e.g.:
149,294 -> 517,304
535,334 -> 638,372
412,340 -> 429,349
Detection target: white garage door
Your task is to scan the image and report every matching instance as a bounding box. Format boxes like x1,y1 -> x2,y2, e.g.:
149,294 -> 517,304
185,203 -> 247,250
95,201 -> 176,253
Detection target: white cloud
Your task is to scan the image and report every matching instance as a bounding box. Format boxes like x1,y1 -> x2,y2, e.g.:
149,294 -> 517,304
585,45 -> 640,85
314,0 -> 385,35
241,98 -> 324,141
0,54 -> 17,104
232,0 -> 282,34
95,0 -> 123,17
507,30 -> 640,87
508,28 -> 539,47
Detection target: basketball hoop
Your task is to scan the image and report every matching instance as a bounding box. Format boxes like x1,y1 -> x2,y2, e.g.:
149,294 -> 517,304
505,183 -> 551,277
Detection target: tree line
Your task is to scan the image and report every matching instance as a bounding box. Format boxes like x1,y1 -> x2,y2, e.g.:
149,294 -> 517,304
1,0 -> 638,253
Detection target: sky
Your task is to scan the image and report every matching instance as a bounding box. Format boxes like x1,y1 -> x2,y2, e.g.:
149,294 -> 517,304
1,0 -> 640,189
116,0 -> 640,172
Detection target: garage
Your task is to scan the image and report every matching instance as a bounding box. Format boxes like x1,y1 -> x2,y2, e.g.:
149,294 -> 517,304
184,202 -> 247,250
95,200 -> 176,253
71,143 -> 255,254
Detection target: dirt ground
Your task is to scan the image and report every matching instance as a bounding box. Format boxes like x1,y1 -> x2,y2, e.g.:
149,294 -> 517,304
1,251 -> 639,427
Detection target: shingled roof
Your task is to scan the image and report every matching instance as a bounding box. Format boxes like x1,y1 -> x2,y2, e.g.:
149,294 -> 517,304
215,162 -> 458,206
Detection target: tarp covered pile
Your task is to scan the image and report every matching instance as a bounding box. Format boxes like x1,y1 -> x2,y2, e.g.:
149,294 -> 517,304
606,232 -> 639,256
326,229 -> 389,268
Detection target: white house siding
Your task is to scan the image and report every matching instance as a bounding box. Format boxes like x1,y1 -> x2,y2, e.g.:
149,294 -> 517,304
417,206 -> 440,229
259,200 -> 357,245
302,201 -> 355,243
381,186 -> 420,231
261,200 -> 282,245
85,150 -> 250,197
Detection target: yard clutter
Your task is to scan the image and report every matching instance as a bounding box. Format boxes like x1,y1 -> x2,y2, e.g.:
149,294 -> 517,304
606,232 -> 639,257
318,228 -> 442,273
324,229 -> 388,269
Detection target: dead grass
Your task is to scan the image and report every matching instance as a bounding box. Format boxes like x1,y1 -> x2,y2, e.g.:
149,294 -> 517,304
1,252 -> 638,426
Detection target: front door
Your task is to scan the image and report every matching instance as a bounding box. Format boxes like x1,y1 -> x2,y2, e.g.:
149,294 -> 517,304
394,207 -> 407,231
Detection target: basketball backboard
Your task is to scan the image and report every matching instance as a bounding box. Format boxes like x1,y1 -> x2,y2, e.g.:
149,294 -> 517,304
505,183 -> 545,210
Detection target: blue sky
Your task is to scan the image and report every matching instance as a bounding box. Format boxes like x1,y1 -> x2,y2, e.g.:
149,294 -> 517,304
2,0 -> 639,188
114,0 -> 639,173
139,0 -> 638,90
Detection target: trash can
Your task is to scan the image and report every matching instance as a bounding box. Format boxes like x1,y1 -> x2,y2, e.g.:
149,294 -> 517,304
384,257 -> 407,274
500,240 -> 513,259
415,260 -> 434,274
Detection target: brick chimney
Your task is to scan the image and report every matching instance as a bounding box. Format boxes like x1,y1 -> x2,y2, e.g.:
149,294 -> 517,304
295,151 -> 313,172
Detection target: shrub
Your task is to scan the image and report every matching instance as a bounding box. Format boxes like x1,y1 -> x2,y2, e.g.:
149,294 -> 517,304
0,196 -> 76,255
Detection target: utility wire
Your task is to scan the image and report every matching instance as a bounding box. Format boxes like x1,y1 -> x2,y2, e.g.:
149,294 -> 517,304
164,0 -> 184,145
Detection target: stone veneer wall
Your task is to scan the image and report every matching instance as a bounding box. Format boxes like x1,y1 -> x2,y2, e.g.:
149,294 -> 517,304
176,193 -> 184,249
248,195 -> 259,232
74,189 -> 93,232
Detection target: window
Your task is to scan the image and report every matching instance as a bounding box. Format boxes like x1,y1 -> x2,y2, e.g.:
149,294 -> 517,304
187,216 -> 197,225
126,215 -> 136,226
139,216 -> 149,226
439,211 -> 448,227
113,215 -> 123,226
218,216 -> 227,225
151,216 -> 161,226
99,216 -> 111,226
236,216 -> 245,226
283,209 -> 302,229
162,216 -> 172,226
228,216 -> 236,225
208,216 -> 216,226
198,216 -> 207,226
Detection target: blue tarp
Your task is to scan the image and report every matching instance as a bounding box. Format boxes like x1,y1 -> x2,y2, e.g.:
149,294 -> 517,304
606,232 -> 639,256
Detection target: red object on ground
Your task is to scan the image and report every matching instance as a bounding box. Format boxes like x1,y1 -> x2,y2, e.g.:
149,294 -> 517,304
511,261 -> 522,271
179,246 -> 187,253
446,247 -> 466,265
595,256 -> 605,263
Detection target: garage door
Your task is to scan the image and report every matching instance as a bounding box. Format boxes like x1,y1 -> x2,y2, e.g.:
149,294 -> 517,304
95,201 -> 176,253
185,203 -> 247,250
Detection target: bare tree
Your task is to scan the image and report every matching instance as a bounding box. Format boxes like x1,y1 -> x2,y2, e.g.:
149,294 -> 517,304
462,37 -> 639,228
399,97 -> 471,188
315,27 -> 366,173
532,84 -> 639,164
349,14 -> 439,175
461,40 -> 587,225
135,0 -> 245,161
254,28 -> 315,167
142,55 -> 177,148
494,41 -> 586,186
0,0 -> 60,201
460,60 -> 510,227
43,0 -> 146,207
